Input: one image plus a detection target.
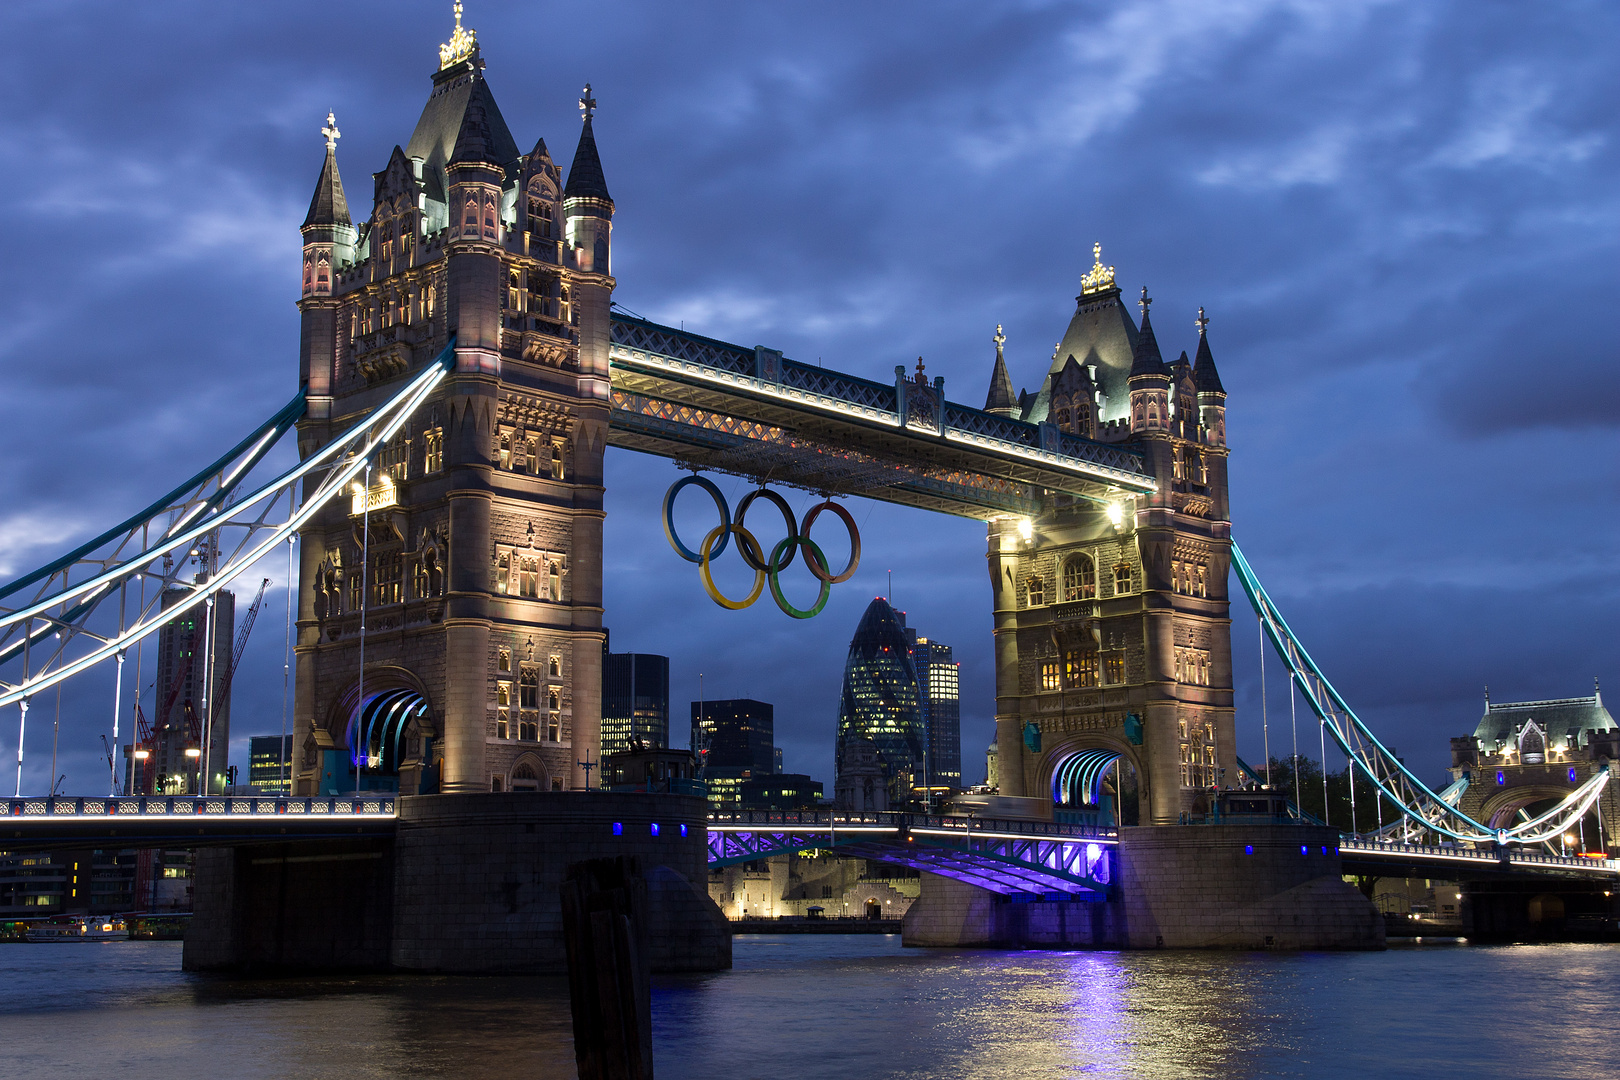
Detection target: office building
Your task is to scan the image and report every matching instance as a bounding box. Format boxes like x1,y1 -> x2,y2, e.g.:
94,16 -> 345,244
836,597 -> 923,806
248,735 -> 294,795
692,698 -> 774,809
601,649 -> 670,755
908,634 -> 961,793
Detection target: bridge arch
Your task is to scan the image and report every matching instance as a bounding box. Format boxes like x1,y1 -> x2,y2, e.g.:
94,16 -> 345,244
316,667 -> 439,795
1040,736 -> 1142,826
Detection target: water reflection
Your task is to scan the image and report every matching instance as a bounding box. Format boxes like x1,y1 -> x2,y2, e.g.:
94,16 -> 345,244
0,936 -> 1616,1080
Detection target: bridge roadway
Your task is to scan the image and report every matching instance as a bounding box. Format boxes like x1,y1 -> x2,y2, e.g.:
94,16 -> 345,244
4,797 -> 1616,885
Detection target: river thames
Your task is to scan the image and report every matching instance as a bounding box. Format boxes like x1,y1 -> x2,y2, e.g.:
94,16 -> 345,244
0,935 -> 1612,1079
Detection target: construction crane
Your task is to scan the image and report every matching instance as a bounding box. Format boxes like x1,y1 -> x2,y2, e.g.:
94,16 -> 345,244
210,577 -> 271,730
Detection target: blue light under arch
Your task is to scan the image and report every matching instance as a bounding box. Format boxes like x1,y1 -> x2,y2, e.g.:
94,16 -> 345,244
1051,748 -> 1123,807
347,687 -> 429,774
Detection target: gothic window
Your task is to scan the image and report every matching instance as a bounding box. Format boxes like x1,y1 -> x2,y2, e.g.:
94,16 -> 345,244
302,255 -> 314,295
348,566 -> 362,612
594,237 -> 609,274
499,648 -> 511,674
519,557 -> 540,599
1104,654 -> 1126,685
525,436 -> 540,475
496,680 -> 511,740
548,562 -> 562,601
528,196 -> 554,239
483,194 -> 498,239
518,668 -> 540,740
1061,555 -> 1096,602
1027,576 -> 1045,607
1173,448 -> 1184,481
379,437 -> 408,482
424,427 -> 443,473
1193,451 -> 1207,486
1114,563 -> 1133,595
495,553 -> 511,594
548,654 -> 562,678
462,195 -> 478,237
547,708 -> 561,743
499,432 -> 512,470
1064,650 -> 1099,689
411,557 -> 429,600
372,549 -> 403,605
424,286 -> 435,319
1196,565 -> 1207,598
490,775 -> 504,792
511,763 -> 539,791
550,442 -> 565,480
1040,661 -> 1060,692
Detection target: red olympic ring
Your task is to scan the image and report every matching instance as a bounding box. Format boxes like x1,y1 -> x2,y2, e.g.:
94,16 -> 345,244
800,500 -> 861,584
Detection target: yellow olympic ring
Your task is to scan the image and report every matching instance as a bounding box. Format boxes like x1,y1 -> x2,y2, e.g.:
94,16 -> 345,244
699,524 -> 766,610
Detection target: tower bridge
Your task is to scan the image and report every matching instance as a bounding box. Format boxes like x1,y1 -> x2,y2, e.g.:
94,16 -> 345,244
0,8 -> 1614,965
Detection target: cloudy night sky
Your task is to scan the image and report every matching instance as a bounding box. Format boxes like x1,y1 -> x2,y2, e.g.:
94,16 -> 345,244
0,0 -> 1615,795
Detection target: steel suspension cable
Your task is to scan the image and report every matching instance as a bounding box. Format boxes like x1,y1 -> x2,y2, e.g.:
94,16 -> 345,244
1289,674 -> 1301,813
281,535 -> 294,795
357,459 -> 370,797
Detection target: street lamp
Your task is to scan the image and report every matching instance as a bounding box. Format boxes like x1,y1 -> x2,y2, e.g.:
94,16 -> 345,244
185,747 -> 201,794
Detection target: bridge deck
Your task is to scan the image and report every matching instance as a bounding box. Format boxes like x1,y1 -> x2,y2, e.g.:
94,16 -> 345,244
2,796 -> 397,850
607,315 -> 1155,519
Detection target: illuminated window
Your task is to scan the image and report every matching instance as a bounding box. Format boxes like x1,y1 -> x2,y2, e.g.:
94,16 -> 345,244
1027,576 -> 1044,607
1196,565 -> 1207,598
498,431 -> 513,470
499,648 -> 511,673
1104,654 -> 1125,684
519,669 -> 540,740
528,196 -> 554,239
548,561 -> 562,601
520,557 -> 540,598
547,689 -> 562,742
1064,650 -> 1099,689
1062,555 -> 1096,602
495,552 -> 511,594
424,427 -> 443,473
379,437 -> 408,482
525,436 -> 540,475
508,272 -> 521,312
1040,661 -> 1060,692
548,654 -> 562,678
551,442 -> 565,480
1114,563 -> 1132,595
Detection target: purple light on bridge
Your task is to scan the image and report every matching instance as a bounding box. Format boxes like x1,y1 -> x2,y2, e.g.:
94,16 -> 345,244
612,822 -> 623,836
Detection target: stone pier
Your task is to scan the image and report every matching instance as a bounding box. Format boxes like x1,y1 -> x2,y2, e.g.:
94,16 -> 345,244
184,792 -> 731,973
902,824 -> 1383,950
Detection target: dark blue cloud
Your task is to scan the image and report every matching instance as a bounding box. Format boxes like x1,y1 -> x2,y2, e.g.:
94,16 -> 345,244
1,0 -> 1615,794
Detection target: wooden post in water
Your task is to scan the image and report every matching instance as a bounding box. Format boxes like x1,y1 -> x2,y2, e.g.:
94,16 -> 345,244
560,856 -> 653,1080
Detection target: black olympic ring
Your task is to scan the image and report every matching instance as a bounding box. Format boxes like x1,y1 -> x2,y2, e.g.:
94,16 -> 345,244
662,478 -> 861,618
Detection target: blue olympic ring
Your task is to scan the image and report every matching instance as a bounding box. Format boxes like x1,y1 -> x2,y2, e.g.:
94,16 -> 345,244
663,474 -> 730,563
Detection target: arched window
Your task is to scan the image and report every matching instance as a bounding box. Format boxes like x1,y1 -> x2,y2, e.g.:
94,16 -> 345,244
511,763 -> 540,791
550,443 -> 565,480
1062,555 -> 1096,602
499,432 -> 512,470
496,552 -> 510,594
1027,576 -> 1045,607
519,557 -> 540,598
548,562 -> 562,601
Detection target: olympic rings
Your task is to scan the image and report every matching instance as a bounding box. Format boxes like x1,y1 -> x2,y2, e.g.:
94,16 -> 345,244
734,488 -> 798,573
801,500 -> 861,584
661,477 -> 862,618
768,535 -> 832,619
699,524 -> 766,610
664,474 -> 730,563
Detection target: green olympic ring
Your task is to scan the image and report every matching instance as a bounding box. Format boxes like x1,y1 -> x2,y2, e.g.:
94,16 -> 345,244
666,477 -> 861,618
768,535 -> 832,619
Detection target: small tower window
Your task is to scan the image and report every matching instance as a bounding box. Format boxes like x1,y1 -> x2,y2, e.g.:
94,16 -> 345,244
550,442 -> 565,480
519,557 -> 540,598
1114,563 -> 1133,596
423,427 -> 443,474
548,654 -> 562,678
1039,660 -> 1060,692
498,647 -> 511,673
498,432 -> 513,470
495,552 -> 511,594
548,561 -> 562,601
1027,576 -> 1044,607
1062,555 -> 1096,602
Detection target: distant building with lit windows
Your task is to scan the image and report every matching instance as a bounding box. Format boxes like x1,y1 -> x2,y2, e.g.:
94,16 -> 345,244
907,632 -> 961,794
692,698 -> 775,808
836,598 -> 924,806
248,735 -> 294,795
601,648 -> 669,755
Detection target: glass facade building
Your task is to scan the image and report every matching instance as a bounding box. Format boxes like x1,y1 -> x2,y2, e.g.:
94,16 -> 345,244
837,598 -> 924,805
248,734 -> 294,795
601,650 -> 670,754
909,635 -> 961,792
692,698 -> 774,808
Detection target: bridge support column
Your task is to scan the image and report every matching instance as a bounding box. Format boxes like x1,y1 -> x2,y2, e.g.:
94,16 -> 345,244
988,519 -> 1025,797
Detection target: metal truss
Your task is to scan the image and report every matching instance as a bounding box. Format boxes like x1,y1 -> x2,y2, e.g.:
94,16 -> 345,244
706,810 -> 1115,896
0,340 -> 456,714
1232,543 -> 1611,846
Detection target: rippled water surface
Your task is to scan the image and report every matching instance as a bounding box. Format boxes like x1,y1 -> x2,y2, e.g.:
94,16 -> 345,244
0,936 -> 1614,1079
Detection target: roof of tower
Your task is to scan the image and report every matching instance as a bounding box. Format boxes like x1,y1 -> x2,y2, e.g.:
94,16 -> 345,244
1027,247 -> 1139,425
1170,350 -> 1193,385
1471,692 -> 1614,751
565,114 -> 612,201
1128,292 -> 1167,379
450,91 -> 505,167
403,66 -> 520,202
527,135 -> 554,168
984,328 -> 1018,415
1052,354 -> 1097,396
303,142 -> 352,229
1193,311 -> 1226,395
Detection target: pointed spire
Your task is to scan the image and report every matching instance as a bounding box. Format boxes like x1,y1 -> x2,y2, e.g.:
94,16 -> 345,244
302,112 -> 351,229
450,89 -> 502,167
1128,286 -> 1165,378
1192,305 -> 1226,395
565,84 -> 612,201
984,324 -> 1018,416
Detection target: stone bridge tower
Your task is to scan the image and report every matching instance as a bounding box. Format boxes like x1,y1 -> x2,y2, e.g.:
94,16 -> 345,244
986,249 -> 1235,825
291,13 -> 612,795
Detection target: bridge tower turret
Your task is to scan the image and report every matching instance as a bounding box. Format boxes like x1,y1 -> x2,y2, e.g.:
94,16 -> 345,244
989,249 -> 1235,826
298,113 -> 354,410
290,14 -> 614,796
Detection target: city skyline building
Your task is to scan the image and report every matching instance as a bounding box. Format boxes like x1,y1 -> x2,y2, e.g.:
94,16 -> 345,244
601,648 -> 670,754
907,631 -> 961,794
248,735 -> 294,795
836,597 -> 924,806
127,562 -> 236,795
692,697 -> 775,808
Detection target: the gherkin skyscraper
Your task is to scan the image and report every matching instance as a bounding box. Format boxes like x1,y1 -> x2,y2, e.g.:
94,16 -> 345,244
837,597 -> 924,804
